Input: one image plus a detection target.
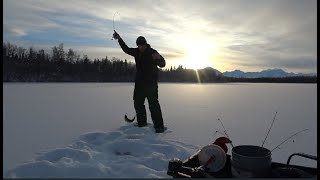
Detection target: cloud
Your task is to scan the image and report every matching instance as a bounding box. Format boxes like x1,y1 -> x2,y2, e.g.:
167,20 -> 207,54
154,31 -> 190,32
3,0 -> 317,73
219,44 -> 317,73
3,25 -> 27,36
4,1 -> 60,35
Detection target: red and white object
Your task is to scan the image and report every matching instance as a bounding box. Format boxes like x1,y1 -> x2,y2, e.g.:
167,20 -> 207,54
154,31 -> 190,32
198,144 -> 227,172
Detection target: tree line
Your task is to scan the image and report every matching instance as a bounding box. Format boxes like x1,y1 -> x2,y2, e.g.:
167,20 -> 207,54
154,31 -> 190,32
3,42 -> 317,83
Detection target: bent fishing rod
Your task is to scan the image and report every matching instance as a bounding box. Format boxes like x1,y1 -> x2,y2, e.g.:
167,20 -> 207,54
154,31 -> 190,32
111,12 -> 120,40
109,11 -> 135,122
271,129 -> 309,152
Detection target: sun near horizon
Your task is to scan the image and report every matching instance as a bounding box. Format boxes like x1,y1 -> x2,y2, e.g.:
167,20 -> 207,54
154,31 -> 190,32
174,37 -> 219,70
168,37 -> 221,83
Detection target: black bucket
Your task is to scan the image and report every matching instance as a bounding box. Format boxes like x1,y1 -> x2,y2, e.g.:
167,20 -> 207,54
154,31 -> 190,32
231,145 -> 272,177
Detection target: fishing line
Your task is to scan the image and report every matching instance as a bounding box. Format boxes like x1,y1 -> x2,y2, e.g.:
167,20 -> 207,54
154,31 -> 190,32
270,129 -> 309,152
261,111 -> 278,147
111,12 -> 120,40
113,12 -> 119,31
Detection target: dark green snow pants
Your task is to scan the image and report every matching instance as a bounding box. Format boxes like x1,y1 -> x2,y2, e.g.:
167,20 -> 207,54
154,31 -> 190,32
133,84 -> 164,129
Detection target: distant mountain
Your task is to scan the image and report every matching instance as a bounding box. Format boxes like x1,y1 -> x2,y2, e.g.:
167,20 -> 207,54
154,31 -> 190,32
201,67 -> 223,76
222,68 -> 317,78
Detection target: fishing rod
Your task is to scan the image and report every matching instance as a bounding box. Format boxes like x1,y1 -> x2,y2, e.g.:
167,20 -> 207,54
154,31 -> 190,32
217,118 -> 234,148
213,130 -> 227,138
111,12 -> 120,40
261,111 -> 278,147
110,11 -> 134,122
271,129 -> 309,152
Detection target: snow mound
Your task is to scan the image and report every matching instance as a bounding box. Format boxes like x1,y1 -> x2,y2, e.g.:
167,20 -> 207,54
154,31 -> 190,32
5,123 -> 199,178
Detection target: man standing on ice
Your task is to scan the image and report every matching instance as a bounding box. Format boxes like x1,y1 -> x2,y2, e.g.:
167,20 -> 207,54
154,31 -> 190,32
113,30 -> 166,133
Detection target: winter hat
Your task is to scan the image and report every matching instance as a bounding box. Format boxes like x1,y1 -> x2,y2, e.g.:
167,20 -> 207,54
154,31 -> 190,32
136,36 -> 147,46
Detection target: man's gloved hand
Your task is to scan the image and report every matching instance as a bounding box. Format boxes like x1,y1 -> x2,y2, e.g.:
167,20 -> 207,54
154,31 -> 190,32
113,30 -> 121,40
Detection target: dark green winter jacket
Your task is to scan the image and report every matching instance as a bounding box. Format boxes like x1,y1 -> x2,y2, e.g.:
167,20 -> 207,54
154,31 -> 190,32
118,38 -> 166,85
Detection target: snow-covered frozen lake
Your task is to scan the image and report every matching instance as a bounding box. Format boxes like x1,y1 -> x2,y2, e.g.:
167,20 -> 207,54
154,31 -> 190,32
3,83 -> 317,177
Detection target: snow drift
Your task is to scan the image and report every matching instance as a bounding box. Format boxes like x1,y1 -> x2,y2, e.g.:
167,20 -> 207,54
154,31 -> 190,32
5,123 -> 199,178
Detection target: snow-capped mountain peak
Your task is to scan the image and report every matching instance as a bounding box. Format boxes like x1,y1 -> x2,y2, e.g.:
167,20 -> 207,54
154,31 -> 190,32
223,69 -> 316,78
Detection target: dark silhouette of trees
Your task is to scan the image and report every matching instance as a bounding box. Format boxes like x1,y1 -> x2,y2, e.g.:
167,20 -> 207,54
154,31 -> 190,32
3,42 -> 317,83
3,42 -> 138,82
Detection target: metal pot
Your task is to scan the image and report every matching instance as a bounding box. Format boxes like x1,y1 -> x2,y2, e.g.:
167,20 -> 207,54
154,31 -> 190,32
231,145 -> 271,177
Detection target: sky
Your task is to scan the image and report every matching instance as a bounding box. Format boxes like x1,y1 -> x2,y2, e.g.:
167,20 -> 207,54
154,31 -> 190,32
3,0 -> 317,73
